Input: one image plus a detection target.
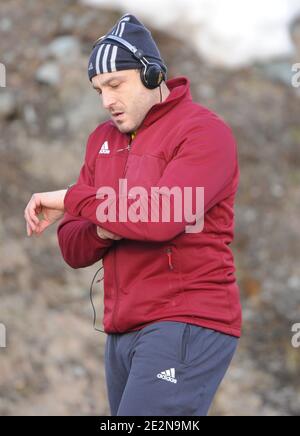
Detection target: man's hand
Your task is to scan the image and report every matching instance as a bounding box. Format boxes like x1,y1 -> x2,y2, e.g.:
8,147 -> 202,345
97,226 -> 123,241
24,190 -> 67,236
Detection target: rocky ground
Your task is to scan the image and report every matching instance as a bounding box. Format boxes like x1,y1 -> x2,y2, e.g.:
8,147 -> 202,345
0,0 -> 299,416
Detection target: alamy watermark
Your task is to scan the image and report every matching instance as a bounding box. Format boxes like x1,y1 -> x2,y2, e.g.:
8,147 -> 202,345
0,323 -> 6,348
95,180 -> 205,234
291,63 -> 300,88
291,323 -> 300,349
0,62 -> 6,87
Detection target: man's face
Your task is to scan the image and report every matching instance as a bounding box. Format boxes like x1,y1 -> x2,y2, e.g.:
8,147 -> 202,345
92,69 -> 156,133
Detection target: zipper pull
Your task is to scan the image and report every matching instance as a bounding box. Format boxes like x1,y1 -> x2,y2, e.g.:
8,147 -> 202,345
166,247 -> 174,271
117,144 -> 131,152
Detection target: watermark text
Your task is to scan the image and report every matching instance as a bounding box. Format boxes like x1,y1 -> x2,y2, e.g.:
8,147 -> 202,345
0,323 -> 6,348
95,180 -> 204,234
291,323 -> 300,348
291,63 -> 300,88
0,62 -> 6,87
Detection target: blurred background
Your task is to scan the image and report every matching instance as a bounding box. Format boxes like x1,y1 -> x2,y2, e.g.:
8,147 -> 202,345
0,0 -> 300,416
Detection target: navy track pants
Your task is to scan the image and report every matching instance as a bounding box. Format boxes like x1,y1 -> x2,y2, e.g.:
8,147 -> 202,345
104,321 -> 238,416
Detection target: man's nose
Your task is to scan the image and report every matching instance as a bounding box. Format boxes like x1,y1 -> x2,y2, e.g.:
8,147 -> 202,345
102,91 -> 116,110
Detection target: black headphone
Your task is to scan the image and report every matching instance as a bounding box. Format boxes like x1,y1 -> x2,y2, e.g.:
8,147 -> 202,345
93,34 -> 167,90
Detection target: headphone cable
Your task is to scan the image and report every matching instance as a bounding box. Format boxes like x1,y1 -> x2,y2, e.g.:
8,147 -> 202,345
89,265 -> 106,334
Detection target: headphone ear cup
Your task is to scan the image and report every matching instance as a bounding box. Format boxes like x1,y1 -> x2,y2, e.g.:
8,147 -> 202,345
142,64 -> 164,89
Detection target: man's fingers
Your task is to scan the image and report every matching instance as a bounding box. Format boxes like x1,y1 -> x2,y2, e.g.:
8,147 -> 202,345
28,196 -> 40,226
97,226 -> 122,240
29,209 -> 39,226
26,217 -> 49,237
36,220 -> 50,234
105,229 -> 122,240
24,195 -> 40,231
24,207 -> 36,231
112,234 -> 122,240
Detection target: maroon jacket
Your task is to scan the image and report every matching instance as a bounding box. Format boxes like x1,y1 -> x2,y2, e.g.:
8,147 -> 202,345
57,76 -> 242,337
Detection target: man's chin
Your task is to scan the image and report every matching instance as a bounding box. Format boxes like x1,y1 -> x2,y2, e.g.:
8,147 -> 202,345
114,121 -> 134,134
116,125 -> 130,133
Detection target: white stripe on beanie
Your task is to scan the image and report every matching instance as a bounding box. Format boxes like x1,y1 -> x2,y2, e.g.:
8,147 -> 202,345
113,15 -> 129,36
119,21 -> 126,37
110,45 -> 118,72
96,44 -> 105,74
96,15 -> 131,75
102,44 -> 111,73
110,15 -> 130,72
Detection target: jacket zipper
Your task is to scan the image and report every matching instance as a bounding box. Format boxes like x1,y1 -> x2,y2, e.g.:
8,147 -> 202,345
112,246 -> 120,332
116,144 -> 131,153
166,247 -> 174,271
112,134 -> 134,332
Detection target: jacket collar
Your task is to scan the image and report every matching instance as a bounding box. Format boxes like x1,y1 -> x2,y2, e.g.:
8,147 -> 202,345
140,76 -> 192,128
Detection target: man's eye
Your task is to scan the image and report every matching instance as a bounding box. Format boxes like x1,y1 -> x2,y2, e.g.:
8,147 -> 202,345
110,83 -> 119,88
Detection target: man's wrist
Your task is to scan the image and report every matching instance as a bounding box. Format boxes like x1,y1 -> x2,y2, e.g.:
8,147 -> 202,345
37,190 -> 67,210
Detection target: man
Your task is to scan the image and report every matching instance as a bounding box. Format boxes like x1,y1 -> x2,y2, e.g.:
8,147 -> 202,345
24,14 -> 241,416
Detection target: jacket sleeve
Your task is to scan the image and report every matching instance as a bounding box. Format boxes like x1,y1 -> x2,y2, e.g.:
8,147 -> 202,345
57,134 -> 114,269
64,119 -> 239,242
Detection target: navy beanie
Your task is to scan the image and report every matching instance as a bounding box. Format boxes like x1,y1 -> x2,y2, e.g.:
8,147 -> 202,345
88,14 -> 167,81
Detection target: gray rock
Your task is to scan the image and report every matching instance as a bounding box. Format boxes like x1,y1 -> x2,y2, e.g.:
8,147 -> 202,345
48,116 -> 66,133
259,60 -> 294,87
60,14 -> 76,32
271,183 -> 284,198
71,365 -> 87,378
35,62 -> 61,86
288,275 -> 300,291
0,91 -> 17,120
0,18 -> 12,33
23,104 -> 37,125
47,36 -> 81,64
